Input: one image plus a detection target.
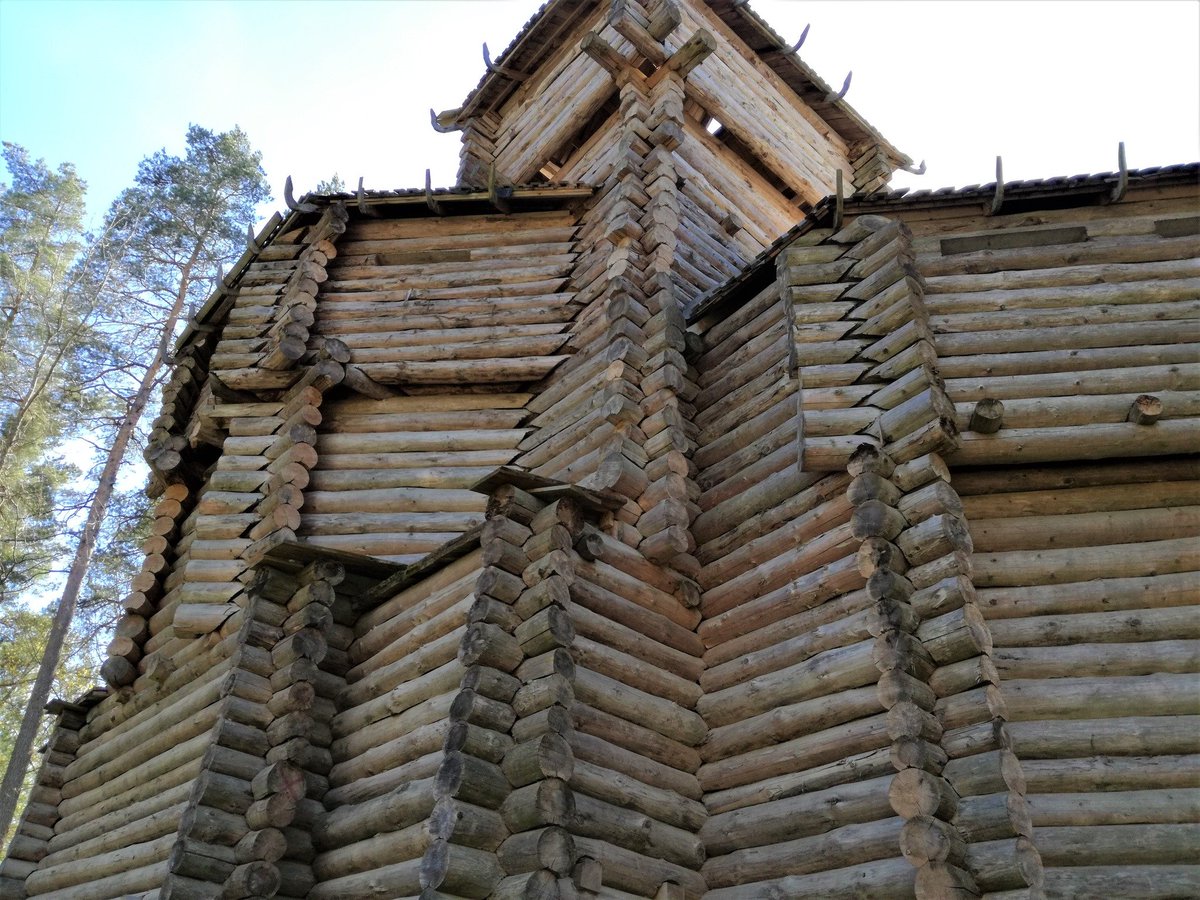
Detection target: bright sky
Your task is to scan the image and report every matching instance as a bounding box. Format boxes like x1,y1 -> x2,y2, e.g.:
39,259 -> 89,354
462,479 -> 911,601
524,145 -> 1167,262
1,0 -> 1198,229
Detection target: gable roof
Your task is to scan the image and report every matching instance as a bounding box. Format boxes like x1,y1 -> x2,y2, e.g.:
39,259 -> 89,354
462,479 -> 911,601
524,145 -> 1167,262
449,0 -> 908,167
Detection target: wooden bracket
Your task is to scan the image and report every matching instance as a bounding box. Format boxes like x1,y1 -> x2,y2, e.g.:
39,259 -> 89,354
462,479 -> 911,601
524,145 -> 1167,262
612,0 -> 668,66
1111,141 -> 1128,203
246,223 -> 261,253
988,156 -> 1004,216
283,175 -> 318,214
647,28 -> 716,87
900,159 -> 927,175
825,70 -> 852,103
582,30 -> 636,81
488,163 -> 511,214
356,177 -> 380,217
483,42 -> 528,81
430,107 -> 457,134
424,169 -> 444,216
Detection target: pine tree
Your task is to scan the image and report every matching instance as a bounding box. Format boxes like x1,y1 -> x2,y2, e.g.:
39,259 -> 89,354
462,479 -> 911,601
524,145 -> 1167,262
0,125 -> 270,845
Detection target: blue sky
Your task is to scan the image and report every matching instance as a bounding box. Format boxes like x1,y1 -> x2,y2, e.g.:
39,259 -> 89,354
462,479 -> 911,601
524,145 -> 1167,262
2,0 -> 1198,229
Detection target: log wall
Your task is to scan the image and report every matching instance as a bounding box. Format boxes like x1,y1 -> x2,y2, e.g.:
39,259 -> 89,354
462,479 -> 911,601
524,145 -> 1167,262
691,271 -> 913,897
958,458 -> 1200,897
298,210 -> 582,564
687,180 -> 1199,896
312,549 -> 483,898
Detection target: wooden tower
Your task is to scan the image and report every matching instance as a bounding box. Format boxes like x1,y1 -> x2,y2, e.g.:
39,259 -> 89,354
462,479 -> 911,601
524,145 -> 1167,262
3,0 -> 1197,897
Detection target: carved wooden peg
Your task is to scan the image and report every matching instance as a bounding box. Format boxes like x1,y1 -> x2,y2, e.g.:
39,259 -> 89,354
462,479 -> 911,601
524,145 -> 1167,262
430,108 -> 455,134
424,169 -> 444,216
781,23 -> 810,53
283,176 -> 318,213
989,156 -> 1005,216
970,398 -> 1005,433
826,70 -> 852,102
355,177 -> 380,217
246,223 -> 260,253
483,42 -> 528,81
1112,141 -> 1128,202
1127,394 -> 1162,425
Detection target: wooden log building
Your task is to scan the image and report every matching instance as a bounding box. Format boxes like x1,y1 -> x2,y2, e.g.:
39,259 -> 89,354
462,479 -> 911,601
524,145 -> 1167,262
3,0 -> 1197,897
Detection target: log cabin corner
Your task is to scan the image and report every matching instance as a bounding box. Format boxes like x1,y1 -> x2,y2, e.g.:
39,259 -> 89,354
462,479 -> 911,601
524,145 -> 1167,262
2,0 -> 1197,897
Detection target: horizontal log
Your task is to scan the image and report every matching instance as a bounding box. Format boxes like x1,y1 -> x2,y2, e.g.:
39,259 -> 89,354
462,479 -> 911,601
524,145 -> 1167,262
1034,822 -> 1200,867
702,816 -> 905,889
699,712 -> 891,793
702,853 -> 915,900
971,536 -> 1199,587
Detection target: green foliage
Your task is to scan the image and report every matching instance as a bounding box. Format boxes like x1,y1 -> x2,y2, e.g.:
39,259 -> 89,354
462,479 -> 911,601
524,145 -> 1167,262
0,143 -> 100,605
314,173 -> 346,194
0,604 -> 92,849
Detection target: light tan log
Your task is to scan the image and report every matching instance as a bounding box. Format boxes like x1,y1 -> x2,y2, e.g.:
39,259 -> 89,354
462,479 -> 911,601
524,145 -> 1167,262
703,854 -> 915,900
703,816 -> 905,889
971,536 -> 1199,587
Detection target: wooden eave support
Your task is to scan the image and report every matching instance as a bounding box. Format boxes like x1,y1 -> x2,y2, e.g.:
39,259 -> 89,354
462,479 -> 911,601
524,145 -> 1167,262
488,163 -> 511,214
425,169 -> 445,216
581,31 -> 632,80
611,0 -> 668,66
648,28 -> 716,87
258,539 -> 402,582
362,527 -> 484,608
482,42 -> 528,81
472,466 -> 625,514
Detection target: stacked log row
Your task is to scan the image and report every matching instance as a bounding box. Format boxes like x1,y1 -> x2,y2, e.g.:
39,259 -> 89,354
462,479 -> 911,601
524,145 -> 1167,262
632,64 -> 705,580
516,78 -> 650,496
309,548 -> 483,898
436,488 -> 549,898
456,109 -> 502,188
300,393 -> 531,565
849,439 -> 1044,897
957,458 -> 1200,897
899,203 -> 1200,467
209,204 -> 348,393
312,211 -> 577,389
20,609 -> 261,898
222,557 -> 349,900
102,482 -> 193,688
0,702 -> 87,896
566,517 -> 708,898
674,115 -> 793,271
156,578 -> 290,900
141,363 -> 342,672
692,453 -> 903,895
689,227 -> 911,895
485,6 -> 623,184
143,351 -> 207,489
